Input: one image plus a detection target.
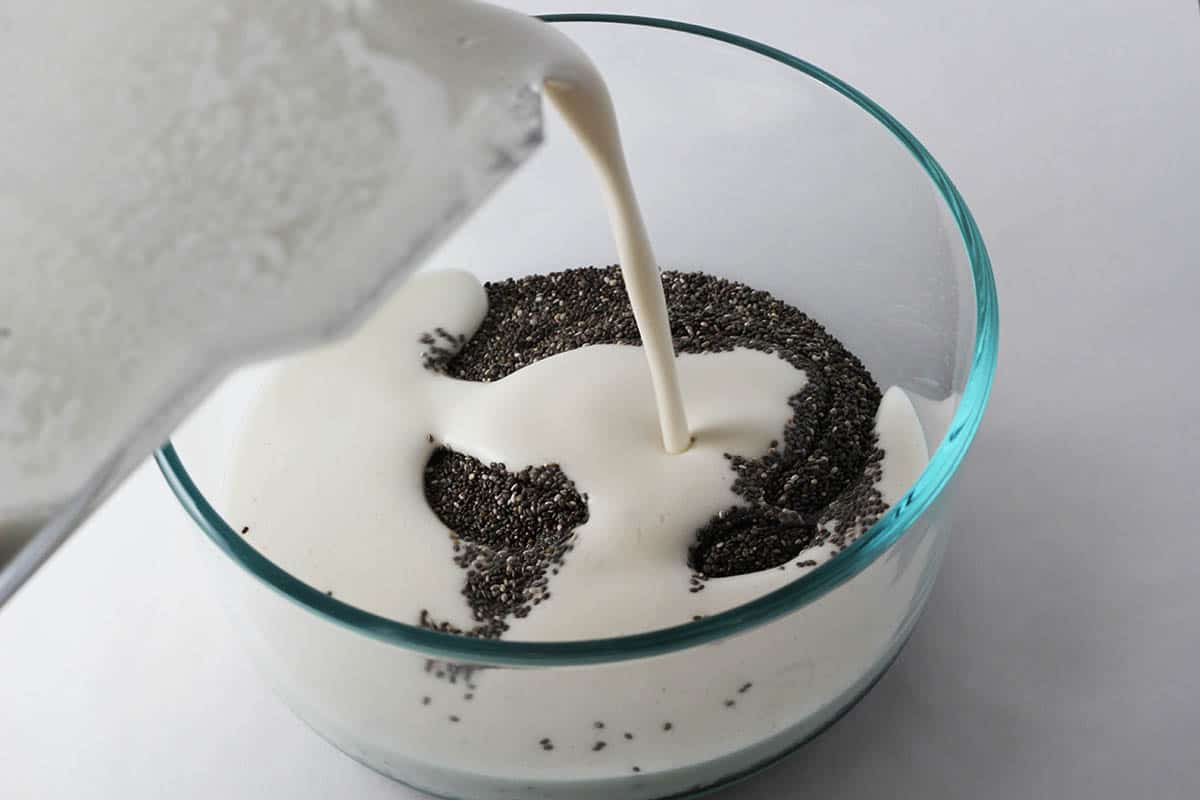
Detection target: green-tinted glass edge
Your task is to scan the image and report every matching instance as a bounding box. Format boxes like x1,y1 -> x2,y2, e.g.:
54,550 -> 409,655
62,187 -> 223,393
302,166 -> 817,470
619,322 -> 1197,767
154,13 -> 998,667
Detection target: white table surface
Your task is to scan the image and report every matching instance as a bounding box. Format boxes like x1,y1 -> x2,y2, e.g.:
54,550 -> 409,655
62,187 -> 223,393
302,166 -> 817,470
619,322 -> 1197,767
4,1 -> 1199,798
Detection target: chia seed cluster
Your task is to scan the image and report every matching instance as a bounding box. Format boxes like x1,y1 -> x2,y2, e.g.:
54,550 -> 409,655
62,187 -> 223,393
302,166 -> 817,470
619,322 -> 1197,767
423,448 -> 588,639
421,265 -> 887,632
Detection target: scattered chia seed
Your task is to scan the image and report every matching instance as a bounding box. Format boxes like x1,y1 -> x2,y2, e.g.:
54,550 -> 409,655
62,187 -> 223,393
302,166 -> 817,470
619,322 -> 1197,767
633,766 -> 641,773
594,721 -> 605,729
240,526 -> 249,534
593,741 -> 607,751
419,656 -> 481,689
421,265 -> 888,625
624,732 -> 634,740
422,696 -> 431,705
419,328 -> 466,371
724,699 -> 736,708
738,682 -> 753,694
464,693 -> 474,701
663,722 -> 673,732
449,715 -> 460,723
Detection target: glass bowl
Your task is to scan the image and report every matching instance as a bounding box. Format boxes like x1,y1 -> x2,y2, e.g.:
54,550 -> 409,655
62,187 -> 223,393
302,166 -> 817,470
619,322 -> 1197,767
158,14 -> 997,800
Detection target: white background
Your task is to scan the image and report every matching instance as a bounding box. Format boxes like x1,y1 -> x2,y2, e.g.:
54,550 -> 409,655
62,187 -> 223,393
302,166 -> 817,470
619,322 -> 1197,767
3,1 -> 1199,798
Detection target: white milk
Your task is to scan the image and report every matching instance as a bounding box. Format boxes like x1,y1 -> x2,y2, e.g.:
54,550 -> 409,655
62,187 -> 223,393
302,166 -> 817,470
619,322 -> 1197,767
227,270 -> 927,639
542,75 -> 690,454
218,268 -> 932,793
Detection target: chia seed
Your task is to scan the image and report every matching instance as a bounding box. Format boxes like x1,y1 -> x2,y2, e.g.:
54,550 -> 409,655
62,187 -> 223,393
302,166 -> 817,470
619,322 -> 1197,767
419,654 -> 482,689
422,450 -> 587,639
421,265 -> 889,625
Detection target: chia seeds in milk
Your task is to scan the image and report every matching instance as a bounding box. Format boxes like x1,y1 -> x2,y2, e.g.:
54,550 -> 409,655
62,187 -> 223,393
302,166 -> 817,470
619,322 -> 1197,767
421,265 -> 887,639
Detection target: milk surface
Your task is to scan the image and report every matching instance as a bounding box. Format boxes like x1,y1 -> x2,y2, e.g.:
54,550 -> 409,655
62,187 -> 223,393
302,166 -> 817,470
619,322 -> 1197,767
227,269 -> 927,639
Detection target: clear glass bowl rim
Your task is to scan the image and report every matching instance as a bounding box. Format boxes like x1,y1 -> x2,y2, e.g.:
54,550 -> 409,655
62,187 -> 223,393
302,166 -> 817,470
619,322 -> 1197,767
155,13 -> 999,667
